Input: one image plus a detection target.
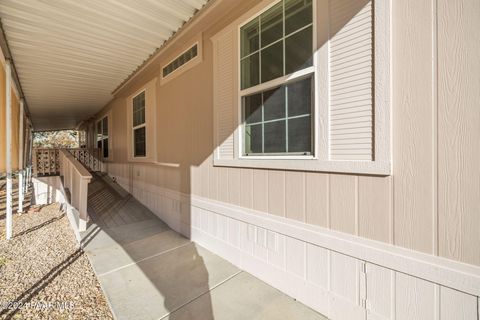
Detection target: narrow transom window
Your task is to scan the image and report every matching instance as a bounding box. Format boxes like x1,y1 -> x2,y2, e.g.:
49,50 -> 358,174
132,91 -> 146,157
162,44 -> 198,78
240,0 -> 314,156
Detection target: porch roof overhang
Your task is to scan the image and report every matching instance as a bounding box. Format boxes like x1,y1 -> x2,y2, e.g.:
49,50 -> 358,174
0,0 -> 209,131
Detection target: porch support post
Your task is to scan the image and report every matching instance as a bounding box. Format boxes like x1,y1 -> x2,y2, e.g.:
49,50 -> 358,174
27,127 -> 33,191
18,99 -> 24,213
5,59 -> 13,240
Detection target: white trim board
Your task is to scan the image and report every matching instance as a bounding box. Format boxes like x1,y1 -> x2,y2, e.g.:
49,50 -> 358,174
189,194 -> 480,297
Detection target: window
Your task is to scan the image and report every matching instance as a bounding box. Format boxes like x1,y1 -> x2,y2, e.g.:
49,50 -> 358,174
127,78 -> 157,162
162,44 -> 198,78
96,116 -> 109,159
240,0 -> 314,156
132,91 -> 146,157
212,0 -> 391,175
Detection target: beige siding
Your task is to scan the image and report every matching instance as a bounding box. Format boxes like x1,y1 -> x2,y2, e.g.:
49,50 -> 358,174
305,173 -> 329,228
358,176 -> 392,243
437,0 -> 480,265
268,170 -> 285,218
329,175 -> 357,235
252,169 -> 268,213
90,0 -> 480,266
239,168 -> 253,209
285,171 -> 305,222
392,0 -> 436,254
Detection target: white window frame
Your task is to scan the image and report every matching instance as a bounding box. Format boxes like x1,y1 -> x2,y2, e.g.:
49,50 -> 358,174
126,77 -> 158,163
96,114 -> 111,161
132,90 -> 147,159
238,0 -> 318,160
213,0 -> 391,175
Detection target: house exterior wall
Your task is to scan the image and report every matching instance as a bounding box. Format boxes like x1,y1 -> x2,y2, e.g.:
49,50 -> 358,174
93,0 -> 480,266
88,0 -> 479,317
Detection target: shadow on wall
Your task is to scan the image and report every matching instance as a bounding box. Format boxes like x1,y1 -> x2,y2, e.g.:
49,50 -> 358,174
79,0 -> 369,318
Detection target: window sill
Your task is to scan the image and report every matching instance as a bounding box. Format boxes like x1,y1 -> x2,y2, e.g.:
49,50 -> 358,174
127,155 -> 156,164
214,158 -> 391,176
240,155 -> 315,160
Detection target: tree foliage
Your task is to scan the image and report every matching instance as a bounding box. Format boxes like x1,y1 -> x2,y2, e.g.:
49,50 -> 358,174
33,130 -> 79,149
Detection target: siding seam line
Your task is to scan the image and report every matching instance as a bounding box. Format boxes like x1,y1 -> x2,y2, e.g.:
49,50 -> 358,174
432,0 -> 439,257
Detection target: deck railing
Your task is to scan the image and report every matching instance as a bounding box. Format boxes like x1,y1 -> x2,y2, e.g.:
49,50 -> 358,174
68,148 -> 103,172
33,148 -> 103,176
59,149 -> 92,231
33,148 -> 60,176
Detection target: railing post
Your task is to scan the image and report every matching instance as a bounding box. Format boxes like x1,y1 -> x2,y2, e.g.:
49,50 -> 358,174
18,99 -> 24,214
18,170 -> 23,214
78,177 -> 90,232
27,130 -> 33,191
58,150 -> 92,232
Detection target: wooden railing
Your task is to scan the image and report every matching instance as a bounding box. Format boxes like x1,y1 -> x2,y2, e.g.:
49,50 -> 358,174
59,149 -> 92,231
68,148 -> 103,172
33,148 -> 60,176
33,148 -> 103,176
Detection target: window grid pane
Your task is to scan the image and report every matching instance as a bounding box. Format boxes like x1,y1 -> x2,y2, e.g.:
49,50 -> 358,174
243,77 -> 312,155
285,0 -> 313,35
133,92 -> 146,127
240,0 -> 313,90
134,126 -> 146,157
96,121 -> 102,142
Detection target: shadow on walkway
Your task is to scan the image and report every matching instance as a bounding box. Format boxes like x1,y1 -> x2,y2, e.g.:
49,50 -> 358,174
83,173 -> 216,320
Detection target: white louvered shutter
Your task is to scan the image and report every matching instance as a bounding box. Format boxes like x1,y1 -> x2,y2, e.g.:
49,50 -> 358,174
329,0 -> 374,161
213,27 -> 237,162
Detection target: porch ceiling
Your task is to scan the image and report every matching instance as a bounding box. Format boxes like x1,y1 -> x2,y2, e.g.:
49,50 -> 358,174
0,0 -> 208,131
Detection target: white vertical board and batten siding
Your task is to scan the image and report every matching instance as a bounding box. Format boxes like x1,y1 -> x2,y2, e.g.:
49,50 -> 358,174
212,0 -> 391,175
329,0 -> 373,161
189,201 -> 480,320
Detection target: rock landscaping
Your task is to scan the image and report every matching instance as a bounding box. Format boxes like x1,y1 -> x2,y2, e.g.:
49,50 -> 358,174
0,201 -> 113,319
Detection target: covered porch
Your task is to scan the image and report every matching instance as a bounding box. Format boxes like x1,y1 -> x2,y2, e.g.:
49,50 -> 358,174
1,0 -> 480,319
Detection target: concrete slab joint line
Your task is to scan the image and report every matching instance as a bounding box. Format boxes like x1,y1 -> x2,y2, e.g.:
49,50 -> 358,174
97,242 -> 192,277
80,172 -> 326,320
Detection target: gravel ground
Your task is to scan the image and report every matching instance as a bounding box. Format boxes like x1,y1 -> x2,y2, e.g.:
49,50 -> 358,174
0,201 -> 113,320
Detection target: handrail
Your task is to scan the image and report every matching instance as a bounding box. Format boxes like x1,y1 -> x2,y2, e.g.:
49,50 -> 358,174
59,149 -> 91,177
33,147 -> 103,176
58,149 -> 92,231
68,148 -> 103,172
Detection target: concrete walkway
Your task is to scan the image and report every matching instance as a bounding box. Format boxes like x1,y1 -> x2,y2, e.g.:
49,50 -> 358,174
81,173 -> 327,320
